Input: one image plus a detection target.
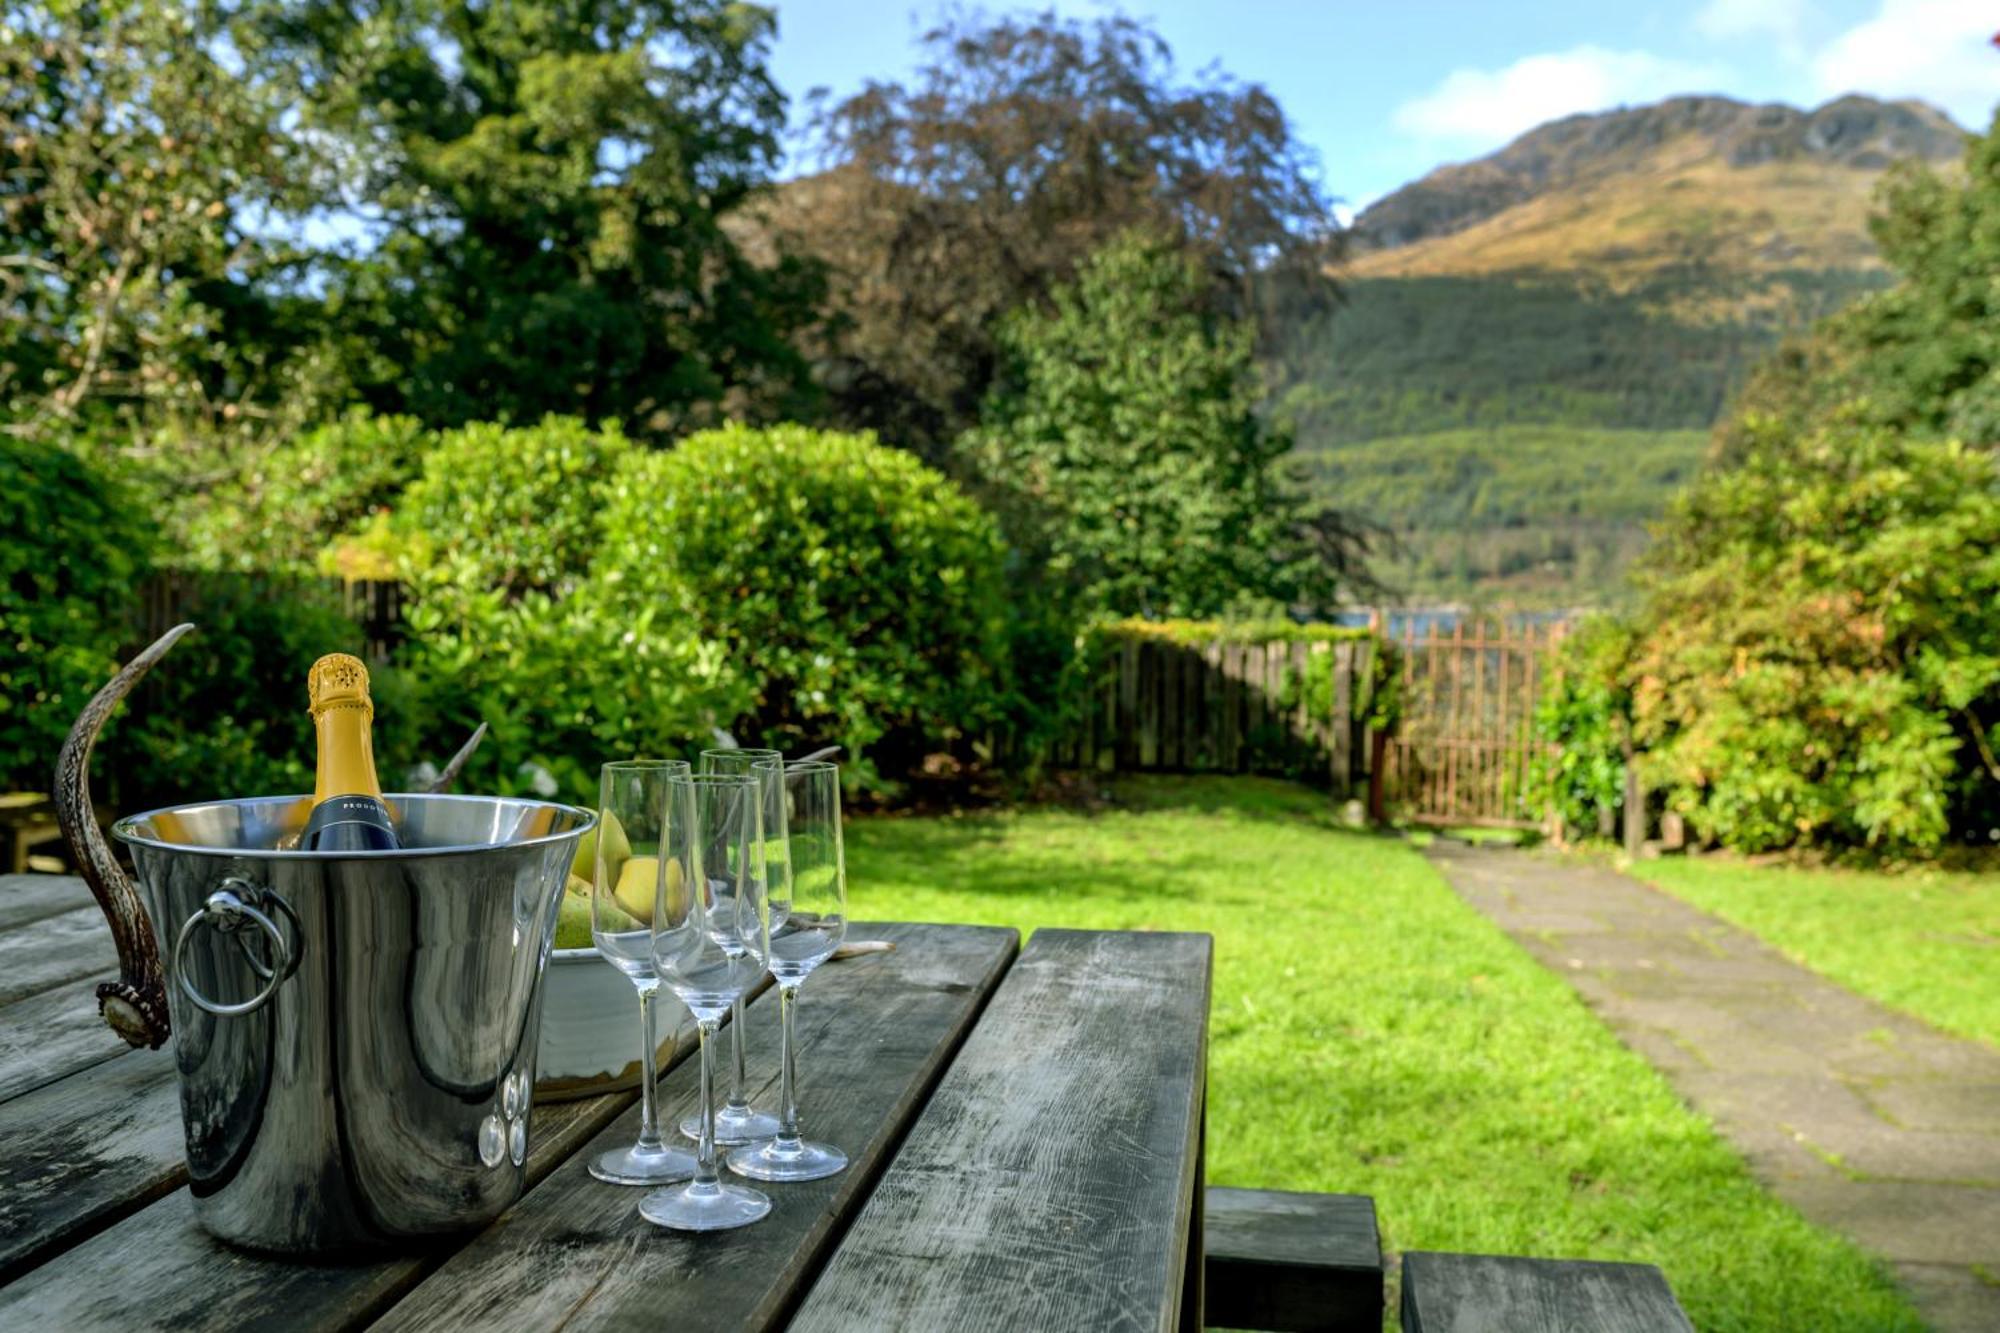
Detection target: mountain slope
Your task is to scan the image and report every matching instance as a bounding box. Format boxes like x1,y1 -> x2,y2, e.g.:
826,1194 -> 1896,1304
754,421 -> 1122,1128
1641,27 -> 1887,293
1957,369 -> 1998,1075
1279,94 -> 1966,606
1349,95 -> 1962,278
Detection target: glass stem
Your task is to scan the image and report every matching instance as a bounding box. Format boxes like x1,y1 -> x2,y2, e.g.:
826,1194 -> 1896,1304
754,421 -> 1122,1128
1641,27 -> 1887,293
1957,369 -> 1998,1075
727,993 -> 749,1110
634,981 -> 662,1151
694,1015 -> 721,1191
776,981 -> 803,1148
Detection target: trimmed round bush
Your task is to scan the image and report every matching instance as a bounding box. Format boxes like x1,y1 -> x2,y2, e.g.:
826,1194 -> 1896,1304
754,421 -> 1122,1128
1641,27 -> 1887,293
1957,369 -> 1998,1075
384,415 -> 636,596
188,409 -> 436,574
379,416 -> 743,800
597,424 -> 1013,786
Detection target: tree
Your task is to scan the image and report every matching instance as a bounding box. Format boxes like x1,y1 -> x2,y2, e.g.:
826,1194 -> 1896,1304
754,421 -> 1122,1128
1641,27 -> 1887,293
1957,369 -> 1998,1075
0,0 -> 327,440
238,0 -> 822,436
1623,109 -> 2000,854
1714,106 -> 1993,461
777,10 -> 1338,458
1629,418 -> 2000,854
961,230 -> 1365,621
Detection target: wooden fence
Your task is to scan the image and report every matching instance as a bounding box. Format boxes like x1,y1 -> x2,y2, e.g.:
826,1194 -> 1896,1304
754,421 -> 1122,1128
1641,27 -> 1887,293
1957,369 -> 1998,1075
1042,633 -> 1383,797
1380,617 -> 1565,828
139,578 -> 1583,825
139,574 -> 405,661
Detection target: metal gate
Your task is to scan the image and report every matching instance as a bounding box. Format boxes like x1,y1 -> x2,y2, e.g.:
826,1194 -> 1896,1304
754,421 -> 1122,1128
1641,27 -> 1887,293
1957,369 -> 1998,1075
1381,617 -> 1566,828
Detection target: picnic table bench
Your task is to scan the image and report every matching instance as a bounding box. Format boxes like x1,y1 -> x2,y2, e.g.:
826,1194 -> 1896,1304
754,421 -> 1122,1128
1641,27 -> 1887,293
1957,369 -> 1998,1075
0,874 -> 1214,1331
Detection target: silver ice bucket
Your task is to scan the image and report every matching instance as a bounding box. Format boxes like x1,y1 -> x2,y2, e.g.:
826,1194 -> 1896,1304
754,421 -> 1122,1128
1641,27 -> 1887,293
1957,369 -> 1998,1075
113,793 -> 595,1254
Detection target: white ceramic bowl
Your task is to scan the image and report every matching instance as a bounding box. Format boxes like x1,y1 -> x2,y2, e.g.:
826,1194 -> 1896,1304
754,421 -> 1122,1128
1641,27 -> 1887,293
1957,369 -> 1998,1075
535,947 -> 693,1101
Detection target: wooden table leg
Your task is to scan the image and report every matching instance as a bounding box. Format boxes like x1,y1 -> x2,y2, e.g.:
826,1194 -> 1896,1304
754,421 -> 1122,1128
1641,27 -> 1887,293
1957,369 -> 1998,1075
1180,1076 -> 1207,1330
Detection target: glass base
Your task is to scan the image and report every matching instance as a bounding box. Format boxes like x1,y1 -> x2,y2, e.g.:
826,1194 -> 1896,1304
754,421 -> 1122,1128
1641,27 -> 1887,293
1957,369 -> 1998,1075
638,1179 -> 771,1232
588,1141 -> 696,1186
682,1100 -> 781,1146
727,1136 -> 847,1183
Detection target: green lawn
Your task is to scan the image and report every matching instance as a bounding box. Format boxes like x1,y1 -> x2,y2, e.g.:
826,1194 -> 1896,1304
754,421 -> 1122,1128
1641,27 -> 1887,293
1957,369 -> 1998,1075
1634,855 -> 2000,1049
845,777 -> 1920,1332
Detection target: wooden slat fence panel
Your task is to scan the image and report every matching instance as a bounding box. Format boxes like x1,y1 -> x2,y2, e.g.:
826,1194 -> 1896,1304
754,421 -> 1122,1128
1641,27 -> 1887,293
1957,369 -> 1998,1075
1036,632 -> 1384,793
137,574 -> 404,663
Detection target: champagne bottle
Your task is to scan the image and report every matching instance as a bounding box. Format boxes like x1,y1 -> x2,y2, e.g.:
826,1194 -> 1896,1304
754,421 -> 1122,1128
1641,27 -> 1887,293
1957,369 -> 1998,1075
303,653 -> 400,851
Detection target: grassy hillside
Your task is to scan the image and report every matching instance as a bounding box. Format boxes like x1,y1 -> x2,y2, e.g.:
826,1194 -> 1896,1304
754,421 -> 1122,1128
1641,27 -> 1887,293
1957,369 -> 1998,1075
1269,96 -> 1960,605
1303,426 -> 1707,604
1272,269 -> 1885,447
1349,152 -> 1896,284
1269,270 -> 1877,606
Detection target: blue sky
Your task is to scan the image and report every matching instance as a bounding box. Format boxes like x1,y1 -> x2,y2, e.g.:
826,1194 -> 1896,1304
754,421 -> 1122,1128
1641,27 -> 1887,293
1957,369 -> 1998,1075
766,0 -> 1999,211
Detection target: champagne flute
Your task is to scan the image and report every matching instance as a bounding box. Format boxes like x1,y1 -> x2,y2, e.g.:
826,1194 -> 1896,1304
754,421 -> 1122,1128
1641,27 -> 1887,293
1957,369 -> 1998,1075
587,760 -> 696,1186
729,758 -> 848,1182
640,773 -> 772,1231
677,747 -> 783,1146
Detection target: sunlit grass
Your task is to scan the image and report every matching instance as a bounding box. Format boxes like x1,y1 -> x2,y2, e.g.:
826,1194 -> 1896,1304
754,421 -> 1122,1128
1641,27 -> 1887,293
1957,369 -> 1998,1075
1635,855 -> 2000,1048
847,776 -> 1920,1332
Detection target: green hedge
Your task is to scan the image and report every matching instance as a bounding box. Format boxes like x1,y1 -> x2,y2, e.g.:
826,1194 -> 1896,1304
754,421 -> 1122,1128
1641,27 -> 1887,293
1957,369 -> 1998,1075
596,423 -> 1014,788
1629,421 -> 2000,855
368,416 -> 740,800
0,436 -> 371,809
1091,617 -> 1376,647
0,440 -> 153,791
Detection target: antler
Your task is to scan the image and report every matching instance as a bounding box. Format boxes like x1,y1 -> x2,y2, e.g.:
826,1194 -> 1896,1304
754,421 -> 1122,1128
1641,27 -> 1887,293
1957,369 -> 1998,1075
427,722 -> 488,793
54,623 -> 194,1050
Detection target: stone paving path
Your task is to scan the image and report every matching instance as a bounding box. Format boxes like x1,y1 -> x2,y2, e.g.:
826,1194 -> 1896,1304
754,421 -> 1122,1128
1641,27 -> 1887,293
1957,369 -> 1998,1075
1424,842 -> 2000,1333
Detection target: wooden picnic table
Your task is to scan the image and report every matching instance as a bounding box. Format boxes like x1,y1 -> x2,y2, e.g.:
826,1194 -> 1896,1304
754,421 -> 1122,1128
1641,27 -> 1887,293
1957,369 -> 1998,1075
0,874 -> 1212,1332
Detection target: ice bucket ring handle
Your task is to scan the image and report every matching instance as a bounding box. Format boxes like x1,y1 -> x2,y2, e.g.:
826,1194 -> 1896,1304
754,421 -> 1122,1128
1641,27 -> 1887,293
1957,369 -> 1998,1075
172,879 -> 300,1017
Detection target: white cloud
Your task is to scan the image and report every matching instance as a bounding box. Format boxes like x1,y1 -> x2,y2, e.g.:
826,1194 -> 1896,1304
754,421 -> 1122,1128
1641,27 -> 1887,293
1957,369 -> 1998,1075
1392,46 -> 1729,154
1810,0 -> 1999,129
1694,0 -> 1809,57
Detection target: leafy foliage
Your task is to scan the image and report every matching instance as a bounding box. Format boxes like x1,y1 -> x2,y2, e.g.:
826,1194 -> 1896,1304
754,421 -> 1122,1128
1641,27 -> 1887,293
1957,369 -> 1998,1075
184,411 -> 435,573
1534,617 -> 1636,838
0,438 -> 151,789
238,0 -> 821,437
0,437 -> 367,809
1630,420 -> 2000,853
111,573 -> 371,810
962,231 -> 1364,621
787,10 -> 1336,455
0,0 -> 331,439
1623,111 -> 2000,856
1716,107 -> 2000,457
365,417 -> 741,800
381,416 -> 634,599
1095,618 -> 1376,647
595,424 -> 1013,788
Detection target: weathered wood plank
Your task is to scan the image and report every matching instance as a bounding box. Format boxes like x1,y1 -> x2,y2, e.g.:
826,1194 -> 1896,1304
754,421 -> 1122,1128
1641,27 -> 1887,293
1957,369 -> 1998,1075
1119,638 -> 1140,771
0,925 -> 1011,1332
1138,641 -> 1160,769
790,927 -> 1212,1333
1399,1251 -> 1694,1333
1205,1186 -> 1382,1333
0,1047 -> 181,1281
1216,640 -> 1232,768
1330,642 -> 1355,798
0,873 -> 96,930
0,1090 -> 634,1332
0,906 -> 116,1006
0,972 -> 130,1104
370,921 -> 1019,1333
